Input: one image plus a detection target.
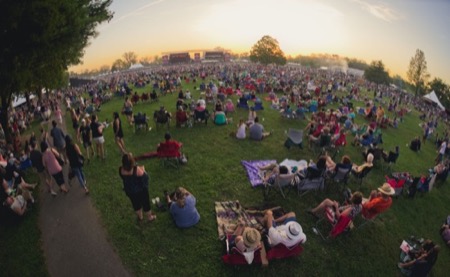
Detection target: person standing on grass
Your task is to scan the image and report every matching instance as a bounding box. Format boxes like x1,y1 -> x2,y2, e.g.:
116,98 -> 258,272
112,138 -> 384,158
113,112 -> 127,154
79,118 -> 94,162
119,153 -> 156,222
70,108 -> 81,142
65,135 -> 89,194
90,114 -> 105,160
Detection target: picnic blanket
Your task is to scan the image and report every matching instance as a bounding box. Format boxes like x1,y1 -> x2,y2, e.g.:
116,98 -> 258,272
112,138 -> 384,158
241,160 -> 276,187
215,201 -> 282,240
279,159 -> 308,173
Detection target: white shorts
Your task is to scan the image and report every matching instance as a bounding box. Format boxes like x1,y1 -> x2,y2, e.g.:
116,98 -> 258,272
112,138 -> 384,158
93,136 -> 105,144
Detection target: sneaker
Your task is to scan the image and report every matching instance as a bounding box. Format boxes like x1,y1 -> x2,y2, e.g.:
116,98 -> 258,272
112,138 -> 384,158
51,190 -> 57,196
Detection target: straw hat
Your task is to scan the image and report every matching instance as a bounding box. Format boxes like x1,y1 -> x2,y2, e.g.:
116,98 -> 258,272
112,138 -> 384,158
378,183 -> 395,196
242,227 -> 261,249
286,221 -> 306,243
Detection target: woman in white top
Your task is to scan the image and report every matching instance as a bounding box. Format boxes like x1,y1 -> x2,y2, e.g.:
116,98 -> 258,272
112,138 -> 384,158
235,119 -> 247,139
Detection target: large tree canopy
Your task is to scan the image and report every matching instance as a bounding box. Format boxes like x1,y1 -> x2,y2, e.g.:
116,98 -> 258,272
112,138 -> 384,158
428,78 -> 449,109
364,60 -> 390,85
407,49 -> 429,97
0,0 -> 113,134
249,35 -> 286,65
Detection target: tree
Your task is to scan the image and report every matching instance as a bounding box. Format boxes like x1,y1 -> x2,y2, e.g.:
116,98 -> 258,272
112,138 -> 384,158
428,78 -> 449,109
111,59 -> 127,72
249,35 -> 286,65
139,56 -> 152,66
0,0 -> 113,136
364,60 -> 391,85
122,52 -> 138,68
407,49 -> 430,97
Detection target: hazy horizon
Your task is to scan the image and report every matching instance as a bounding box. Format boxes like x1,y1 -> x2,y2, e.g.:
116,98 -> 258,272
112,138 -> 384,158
70,0 -> 450,83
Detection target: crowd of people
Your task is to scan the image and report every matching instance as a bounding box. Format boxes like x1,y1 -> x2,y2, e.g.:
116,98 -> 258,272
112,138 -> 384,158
1,62 -> 449,274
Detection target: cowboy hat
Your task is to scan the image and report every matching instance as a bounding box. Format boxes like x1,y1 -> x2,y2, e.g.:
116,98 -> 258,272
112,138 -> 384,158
378,183 -> 395,195
242,227 -> 261,249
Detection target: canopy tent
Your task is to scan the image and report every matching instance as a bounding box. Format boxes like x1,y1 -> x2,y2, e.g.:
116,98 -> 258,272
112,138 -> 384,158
129,63 -> 143,70
423,91 -> 445,111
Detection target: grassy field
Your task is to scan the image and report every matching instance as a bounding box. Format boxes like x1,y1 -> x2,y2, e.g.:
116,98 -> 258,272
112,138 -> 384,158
77,82 -> 449,277
1,80 -> 449,277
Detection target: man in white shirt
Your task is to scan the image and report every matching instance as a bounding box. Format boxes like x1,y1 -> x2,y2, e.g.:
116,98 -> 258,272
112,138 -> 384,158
264,210 -> 306,248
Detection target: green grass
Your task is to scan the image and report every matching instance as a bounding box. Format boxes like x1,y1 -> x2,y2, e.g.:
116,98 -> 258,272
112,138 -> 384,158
0,120 -> 49,277
78,83 -> 450,277
2,82 -> 449,277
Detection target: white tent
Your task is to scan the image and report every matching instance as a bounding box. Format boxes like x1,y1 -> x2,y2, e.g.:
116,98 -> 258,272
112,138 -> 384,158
423,91 -> 445,110
129,63 -> 143,70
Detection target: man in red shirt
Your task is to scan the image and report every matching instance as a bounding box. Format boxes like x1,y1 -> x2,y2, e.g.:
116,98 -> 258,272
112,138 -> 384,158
362,183 -> 395,219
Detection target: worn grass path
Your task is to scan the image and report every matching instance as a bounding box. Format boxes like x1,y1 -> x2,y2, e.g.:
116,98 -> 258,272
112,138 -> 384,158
38,108 -> 131,277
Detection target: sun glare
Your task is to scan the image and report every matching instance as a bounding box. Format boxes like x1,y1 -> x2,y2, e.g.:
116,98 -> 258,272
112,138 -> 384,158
194,0 -> 348,54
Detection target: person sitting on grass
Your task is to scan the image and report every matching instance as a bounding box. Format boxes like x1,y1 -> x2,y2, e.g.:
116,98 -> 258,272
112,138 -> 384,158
361,183 -> 395,220
3,194 -> 27,216
440,220 -> 450,247
164,187 -> 200,228
308,126 -> 331,148
352,153 -> 374,174
307,191 -> 363,225
258,163 -> 291,185
157,132 -> 182,158
249,117 -> 271,141
213,110 -> 231,126
325,154 -> 352,173
234,119 -> 247,139
398,240 -> 440,276
409,136 -> 422,152
231,224 -> 267,265
263,210 -> 306,249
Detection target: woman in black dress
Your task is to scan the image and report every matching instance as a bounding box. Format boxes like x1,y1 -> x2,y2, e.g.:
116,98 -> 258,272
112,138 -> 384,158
113,112 -> 126,154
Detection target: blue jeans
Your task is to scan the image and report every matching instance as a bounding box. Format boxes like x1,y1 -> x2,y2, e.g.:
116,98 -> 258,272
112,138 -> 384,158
71,167 -> 86,188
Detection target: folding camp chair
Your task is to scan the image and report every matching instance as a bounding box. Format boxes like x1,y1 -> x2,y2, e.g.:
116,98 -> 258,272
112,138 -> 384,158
382,150 -> 399,173
297,168 -> 326,197
352,166 -> 372,188
284,129 -> 303,150
133,113 -> 149,132
263,173 -> 296,199
327,164 -> 352,191
313,134 -> 332,157
157,141 -> 182,169
193,109 -> 209,125
312,206 -> 352,241
154,109 -> 171,130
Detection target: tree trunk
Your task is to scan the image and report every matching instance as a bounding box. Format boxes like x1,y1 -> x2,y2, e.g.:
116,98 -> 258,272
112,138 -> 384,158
0,94 -> 11,143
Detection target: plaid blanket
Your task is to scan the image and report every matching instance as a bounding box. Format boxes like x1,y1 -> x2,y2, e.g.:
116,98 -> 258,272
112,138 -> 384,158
241,160 -> 277,187
215,200 -> 282,240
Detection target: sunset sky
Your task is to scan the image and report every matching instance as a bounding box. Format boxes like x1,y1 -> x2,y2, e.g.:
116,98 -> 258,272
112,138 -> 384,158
70,0 -> 450,83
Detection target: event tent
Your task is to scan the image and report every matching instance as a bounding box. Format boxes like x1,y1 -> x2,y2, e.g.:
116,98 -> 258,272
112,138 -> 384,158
129,63 -> 143,70
423,91 -> 445,110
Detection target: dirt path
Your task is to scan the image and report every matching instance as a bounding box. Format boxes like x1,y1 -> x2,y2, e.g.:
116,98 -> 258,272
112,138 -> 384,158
38,111 -> 131,277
